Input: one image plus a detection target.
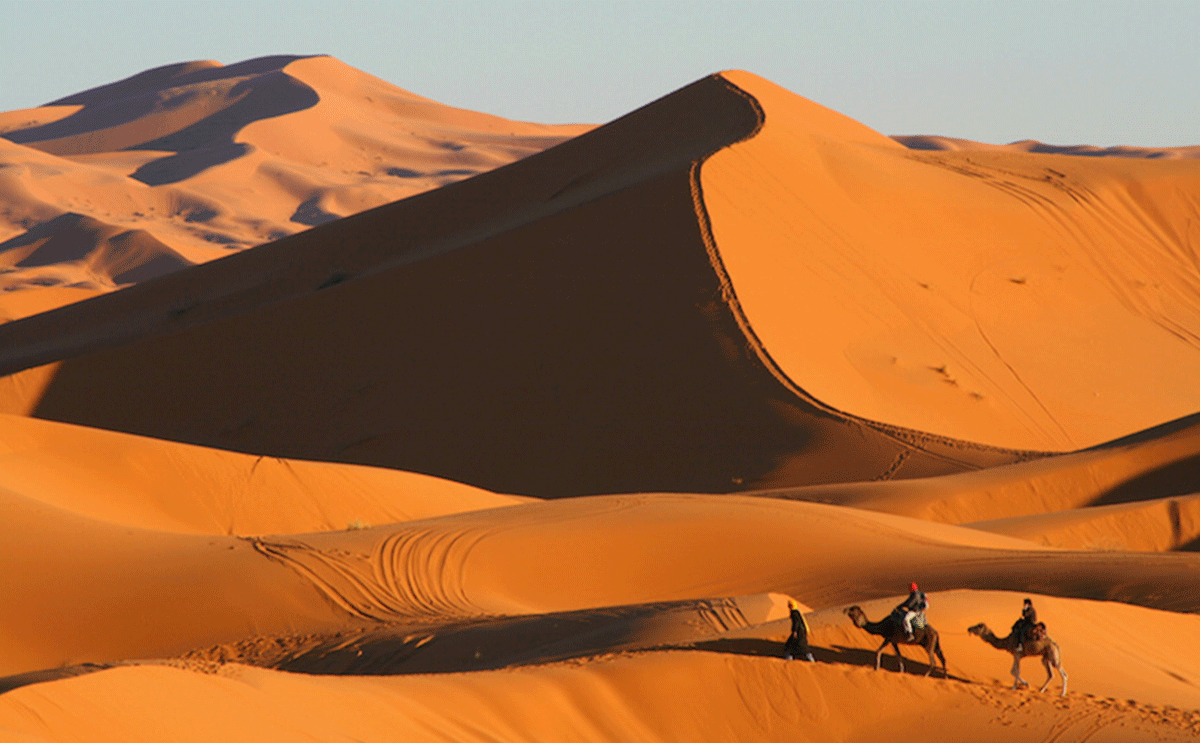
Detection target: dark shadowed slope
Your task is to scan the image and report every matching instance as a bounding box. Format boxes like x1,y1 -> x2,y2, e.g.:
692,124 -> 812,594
0,73 -> 1034,497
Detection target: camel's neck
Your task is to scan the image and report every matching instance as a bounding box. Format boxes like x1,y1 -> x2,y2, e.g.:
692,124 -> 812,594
862,618 -> 890,636
980,628 -> 1013,650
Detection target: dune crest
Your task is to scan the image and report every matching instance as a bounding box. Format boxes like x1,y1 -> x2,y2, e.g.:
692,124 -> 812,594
2,62 -> 1200,742
0,413 -> 526,535
0,55 -> 588,296
706,71 -> 1200,451
895,134 -> 1200,160
759,411 -> 1200,526
0,72 -> 1046,497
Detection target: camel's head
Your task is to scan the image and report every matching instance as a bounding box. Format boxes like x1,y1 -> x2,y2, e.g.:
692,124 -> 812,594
967,623 -> 988,637
844,605 -> 866,627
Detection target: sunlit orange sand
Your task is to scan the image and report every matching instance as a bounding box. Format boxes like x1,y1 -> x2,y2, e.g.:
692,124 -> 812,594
1,58 -> 1199,742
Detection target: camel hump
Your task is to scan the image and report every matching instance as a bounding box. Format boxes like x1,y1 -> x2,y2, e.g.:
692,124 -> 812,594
1030,622 -> 1047,641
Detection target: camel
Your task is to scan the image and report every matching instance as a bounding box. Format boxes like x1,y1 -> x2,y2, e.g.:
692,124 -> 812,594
967,623 -> 1068,696
845,605 -> 947,676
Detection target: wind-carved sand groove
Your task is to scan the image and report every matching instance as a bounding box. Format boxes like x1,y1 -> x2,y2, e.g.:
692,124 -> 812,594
914,151 -> 1200,352
250,495 -> 654,623
250,526 -> 489,622
693,597 -> 753,634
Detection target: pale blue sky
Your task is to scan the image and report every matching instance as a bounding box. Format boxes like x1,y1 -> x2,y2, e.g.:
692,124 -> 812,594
1,1 -> 1197,147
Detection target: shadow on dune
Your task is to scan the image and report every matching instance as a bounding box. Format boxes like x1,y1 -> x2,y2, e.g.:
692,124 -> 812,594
1178,534 -> 1200,552
127,69 -> 318,185
0,641 -> 968,698
290,194 -> 341,226
131,143 -> 254,187
0,212 -> 192,285
1,213 -> 116,266
891,134 -> 1197,160
4,55 -> 312,144
2,74 -> 1036,497
0,663 -> 112,696
150,597 -> 780,678
2,55 -> 319,185
821,644 -> 962,680
1089,453 -> 1200,507
688,638 -> 967,681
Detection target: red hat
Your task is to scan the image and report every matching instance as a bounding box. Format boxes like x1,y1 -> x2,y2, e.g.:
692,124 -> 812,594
910,582 -> 919,591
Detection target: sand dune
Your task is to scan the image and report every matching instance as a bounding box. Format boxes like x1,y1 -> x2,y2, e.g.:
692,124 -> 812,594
969,494 -> 1200,551
3,591 -> 1199,742
1,61 -> 1199,742
0,55 -> 586,293
812,590 -> 1200,710
0,211 -> 190,288
706,72 -> 1200,452
5,655 -> 1197,743
7,488 -> 1197,679
0,484 -> 348,676
0,73 -> 1044,497
896,134 -> 1200,160
760,411 -> 1200,524
190,593 -> 795,676
0,286 -> 99,323
1,71 -> 1198,496
0,413 -> 525,535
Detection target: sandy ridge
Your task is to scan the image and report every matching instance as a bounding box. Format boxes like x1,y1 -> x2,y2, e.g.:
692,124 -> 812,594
0,73 -> 1049,497
0,55 -> 587,294
1,61 -> 1199,741
695,75 -> 1043,465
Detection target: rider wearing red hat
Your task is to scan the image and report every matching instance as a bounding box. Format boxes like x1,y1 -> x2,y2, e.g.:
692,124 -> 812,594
895,582 -> 929,642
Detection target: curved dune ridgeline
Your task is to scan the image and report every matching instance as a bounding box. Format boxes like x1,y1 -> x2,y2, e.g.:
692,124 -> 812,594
758,411 -> 1200,525
3,61 -> 1200,742
706,72 -> 1200,453
0,55 -> 585,292
0,413 -> 527,535
5,488 -> 1199,679
0,74 -> 1041,497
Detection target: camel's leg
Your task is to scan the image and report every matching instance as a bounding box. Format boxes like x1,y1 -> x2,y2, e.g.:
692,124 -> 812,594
892,643 -> 905,673
875,639 -> 888,670
924,642 -> 936,677
1057,663 -> 1069,697
1010,654 -> 1028,689
1038,657 -> 1053,693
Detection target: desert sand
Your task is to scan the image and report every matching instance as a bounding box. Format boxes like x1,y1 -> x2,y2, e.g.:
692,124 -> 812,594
1,57 -> 1199,742
0,55 -> 587,293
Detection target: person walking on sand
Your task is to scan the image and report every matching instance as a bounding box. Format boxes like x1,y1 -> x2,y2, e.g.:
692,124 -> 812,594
784,599 -> 815,662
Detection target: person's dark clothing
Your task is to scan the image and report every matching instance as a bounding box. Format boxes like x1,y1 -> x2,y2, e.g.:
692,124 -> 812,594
894,589 -> 928,618
899,589 -> 928,613
784,608 -> 812,660
1012,603 -> 1039,644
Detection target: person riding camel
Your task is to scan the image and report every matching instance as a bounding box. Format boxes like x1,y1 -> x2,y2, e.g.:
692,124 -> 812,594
1011,598 -> 1038,653
895,582 -> 929,642
784,599 -> 815,662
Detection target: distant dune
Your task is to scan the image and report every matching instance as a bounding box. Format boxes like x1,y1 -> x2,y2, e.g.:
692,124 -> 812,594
2,59 -> 1199,743
895,134 -> 1200,159
0,55 -> 587,293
